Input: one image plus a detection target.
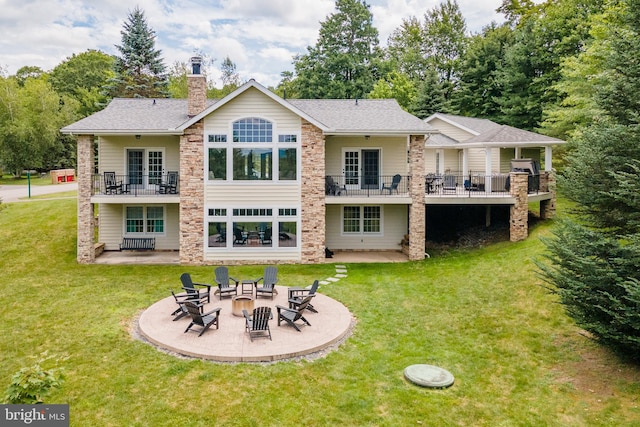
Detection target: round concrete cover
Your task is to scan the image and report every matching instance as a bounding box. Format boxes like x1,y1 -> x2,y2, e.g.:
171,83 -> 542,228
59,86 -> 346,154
404,364 -> 454,388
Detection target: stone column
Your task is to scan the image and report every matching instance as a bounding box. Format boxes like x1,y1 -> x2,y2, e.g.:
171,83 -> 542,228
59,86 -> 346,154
76,134 -> 95,264
409,135 -> 426,261
179,121 -> 205,265
300,120 -> 325,264
540,171 -> 557,219
509,172 -> 529,242
187,74 -> 207,117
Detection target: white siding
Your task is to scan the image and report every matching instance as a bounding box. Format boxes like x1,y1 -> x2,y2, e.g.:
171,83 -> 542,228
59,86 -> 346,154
428,118 -> 475,141
325,204 -> 407,250
98,135 -> 179,174
325,136 -> 408,176
206,184 -> 300,204
98,203 -> 179,251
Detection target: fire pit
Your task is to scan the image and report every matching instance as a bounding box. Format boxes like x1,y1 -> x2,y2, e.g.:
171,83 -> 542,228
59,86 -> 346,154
231,295 -> 254,317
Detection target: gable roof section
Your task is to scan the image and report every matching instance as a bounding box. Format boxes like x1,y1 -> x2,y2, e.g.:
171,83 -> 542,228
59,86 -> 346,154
425,113 -> 501,136
289,99 -> 435,135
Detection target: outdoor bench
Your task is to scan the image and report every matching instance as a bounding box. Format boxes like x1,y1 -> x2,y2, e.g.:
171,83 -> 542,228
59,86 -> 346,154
120,237 -> 156,251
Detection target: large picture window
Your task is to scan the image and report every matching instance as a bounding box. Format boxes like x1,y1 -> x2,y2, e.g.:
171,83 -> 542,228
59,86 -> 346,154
206,118 -> 298,183
343,206 -> 381,234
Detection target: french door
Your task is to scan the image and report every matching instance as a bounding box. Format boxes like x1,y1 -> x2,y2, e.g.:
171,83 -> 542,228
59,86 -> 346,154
127,149 -> 164,189
343,149 -> 380,190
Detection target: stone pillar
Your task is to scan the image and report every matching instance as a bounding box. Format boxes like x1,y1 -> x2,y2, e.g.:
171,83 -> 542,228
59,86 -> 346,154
179,121 -> 205,265
187,74 -> 207,117
77,134 -> 95,264
540,171 -> 557,219
300,120 -> 325,264
509,172 -> 529,242
409,135 -> 426,261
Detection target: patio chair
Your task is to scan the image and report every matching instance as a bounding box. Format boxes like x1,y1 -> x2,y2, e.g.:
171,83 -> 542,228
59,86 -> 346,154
276,296 -> 312,332
442,175 -> 457,193
233,227 -> 247,245
170,289 -> 204,321
288,280 -> 319,313
104,171 -> 123,194
261,227 -> 272,245
182,301 -> 221,337
255,266 -> 278,299
159,171 -> 178,194
243,306 -> 272,341
180,272 -> 211,304
381,174 -> 402,194
325,176 -> 346,196
214,266 -> 238,300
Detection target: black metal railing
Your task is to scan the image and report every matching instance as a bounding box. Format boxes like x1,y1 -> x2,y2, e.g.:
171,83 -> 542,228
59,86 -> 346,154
93,173 -> 180,196
424,173 -> 515,197
325,175 -> 410,197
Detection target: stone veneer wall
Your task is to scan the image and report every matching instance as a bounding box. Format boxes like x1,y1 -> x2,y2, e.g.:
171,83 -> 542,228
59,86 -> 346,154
300,120 -> 326,264
408,135 -> 426,260
509,172 -> 529,242
187,75 -> 207,117
179,121 -> 205,265
77,134 -> 95,264
540,171 -> 557,219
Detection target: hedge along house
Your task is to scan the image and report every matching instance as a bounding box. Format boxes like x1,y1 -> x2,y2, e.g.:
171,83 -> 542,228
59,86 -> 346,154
61,58 -> 438,265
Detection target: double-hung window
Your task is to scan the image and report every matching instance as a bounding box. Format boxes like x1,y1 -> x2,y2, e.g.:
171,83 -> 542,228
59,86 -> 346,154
342,206 -> 381,234
125,206 -> 164,234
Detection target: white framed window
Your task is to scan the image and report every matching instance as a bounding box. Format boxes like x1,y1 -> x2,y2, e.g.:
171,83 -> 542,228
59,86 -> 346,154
342,205 -> 382,235
205,118 -> 299,183
125,206 -> 165,235
206,206 -> 299,249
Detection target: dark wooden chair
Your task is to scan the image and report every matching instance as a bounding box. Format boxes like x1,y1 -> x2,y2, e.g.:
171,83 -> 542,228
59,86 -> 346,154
243,307 -> 272,341
276,296 -> 313,332
214,266 -> 238,300
170,289 -> 203,321
159,171 -> 178,194
382,174 -> 402,194
325,176 -> 346,196
442,175 -> 457,193
288,280 -> 319,313
104,171 -> 123,194
233,227 -> 247,245
255,266 -> 278,299
182,301 -> 221,336
180,272 -> 211,304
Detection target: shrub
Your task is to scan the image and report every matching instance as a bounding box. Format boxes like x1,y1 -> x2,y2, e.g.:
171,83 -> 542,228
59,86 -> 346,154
3,351 -> 67,404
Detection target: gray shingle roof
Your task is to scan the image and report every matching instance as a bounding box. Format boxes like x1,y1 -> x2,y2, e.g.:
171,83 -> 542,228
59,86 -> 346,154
465,125 -> 563,145
434,113 -> 501,135
288,99 -> 435,134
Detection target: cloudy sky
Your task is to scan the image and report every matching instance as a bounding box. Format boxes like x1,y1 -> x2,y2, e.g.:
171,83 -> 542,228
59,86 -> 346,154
0,0 -> 510,87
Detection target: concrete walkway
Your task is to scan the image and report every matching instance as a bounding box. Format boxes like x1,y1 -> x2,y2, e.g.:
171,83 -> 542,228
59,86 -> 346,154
0,182 -> 78,203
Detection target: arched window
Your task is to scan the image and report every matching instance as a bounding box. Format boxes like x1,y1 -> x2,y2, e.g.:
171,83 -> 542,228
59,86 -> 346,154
233,118 -> 272,142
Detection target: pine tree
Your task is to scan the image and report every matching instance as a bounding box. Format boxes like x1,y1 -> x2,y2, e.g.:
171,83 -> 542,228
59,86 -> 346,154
106,7 -> 168,98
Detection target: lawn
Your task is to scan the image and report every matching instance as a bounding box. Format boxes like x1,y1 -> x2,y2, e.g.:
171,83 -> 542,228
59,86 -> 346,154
0,198 -> 638,426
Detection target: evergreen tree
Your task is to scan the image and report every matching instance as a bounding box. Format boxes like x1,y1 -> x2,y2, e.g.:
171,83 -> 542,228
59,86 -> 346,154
292,0 -> 381,99
106,7 -> 168,98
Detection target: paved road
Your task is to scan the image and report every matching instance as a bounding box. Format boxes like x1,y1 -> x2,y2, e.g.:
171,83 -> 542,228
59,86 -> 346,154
0,182 -> 78,203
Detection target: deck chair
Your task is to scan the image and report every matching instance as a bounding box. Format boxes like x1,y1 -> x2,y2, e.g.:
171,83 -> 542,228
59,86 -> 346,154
255,266 -> 278,299
180,273 -> 211,304
276,296 -> 313,332
233,227 -> 247,245
382,174 -> 402,194
159,171 -> 178,194
261,227 -> 272,245
288,280 -> 319,313
104,171 -> 123,194
214,266 -> 238,300
243,306 -> 272,341
182,301 -> 221,337
325,176 -> 346,196
170,289 -> 204,321
442,175 -> 457,193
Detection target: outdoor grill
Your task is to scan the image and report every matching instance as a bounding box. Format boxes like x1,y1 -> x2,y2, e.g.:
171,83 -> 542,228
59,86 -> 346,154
507,159 -> 540,193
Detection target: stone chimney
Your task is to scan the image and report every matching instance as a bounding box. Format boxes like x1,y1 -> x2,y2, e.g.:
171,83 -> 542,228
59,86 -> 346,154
188,56 -> 206,117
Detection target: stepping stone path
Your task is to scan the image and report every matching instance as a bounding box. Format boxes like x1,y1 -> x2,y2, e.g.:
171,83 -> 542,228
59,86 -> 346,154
320,264 -> 348,286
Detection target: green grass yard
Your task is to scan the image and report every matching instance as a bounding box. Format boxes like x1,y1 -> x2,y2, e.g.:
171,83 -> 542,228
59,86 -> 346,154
0,198 -> 638,426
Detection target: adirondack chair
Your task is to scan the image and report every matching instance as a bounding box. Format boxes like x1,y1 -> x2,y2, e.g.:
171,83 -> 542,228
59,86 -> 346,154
382,174 -> 402,194
276,296 -> 313,332
255,266 -> 278,299
243,306 -> 272,341
182,301 -> 221,337
180,273 -> 211,304
104,171 -> 123,194
170,289 -> 203,321
214,266 -> 238,300
288,280 -> 319,313
442,175 -> 458,193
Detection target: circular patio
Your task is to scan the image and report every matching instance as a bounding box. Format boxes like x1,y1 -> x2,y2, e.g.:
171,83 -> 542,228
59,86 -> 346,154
137,285 -> 354,362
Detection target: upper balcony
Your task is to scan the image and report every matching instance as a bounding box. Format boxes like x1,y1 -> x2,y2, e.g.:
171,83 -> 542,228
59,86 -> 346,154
91,173 -> 180,202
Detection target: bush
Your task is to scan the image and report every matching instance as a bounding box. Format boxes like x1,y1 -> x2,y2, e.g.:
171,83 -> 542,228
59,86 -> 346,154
3,351 -> 67,404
